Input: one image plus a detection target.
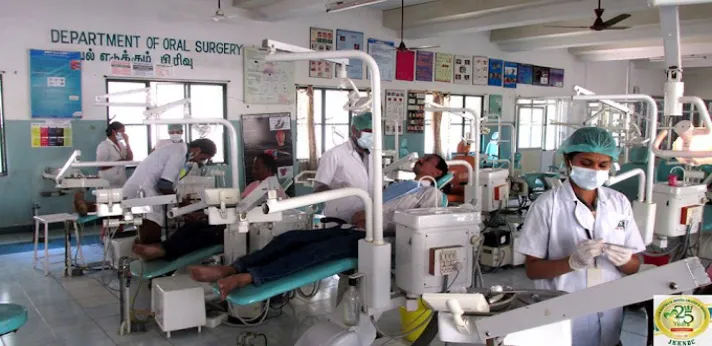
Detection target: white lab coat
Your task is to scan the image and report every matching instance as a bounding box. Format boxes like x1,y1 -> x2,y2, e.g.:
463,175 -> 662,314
314,140 -> 370,222
96,138 -> 128,188
515,180 -> 646,346
122,143 -> 187,227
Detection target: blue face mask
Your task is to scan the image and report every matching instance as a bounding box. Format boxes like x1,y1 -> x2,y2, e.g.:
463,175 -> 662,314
383,181 -> 422,203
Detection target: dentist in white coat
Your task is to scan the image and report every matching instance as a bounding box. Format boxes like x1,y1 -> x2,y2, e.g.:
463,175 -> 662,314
515,127 -> 646,346
313,112 -> 372,222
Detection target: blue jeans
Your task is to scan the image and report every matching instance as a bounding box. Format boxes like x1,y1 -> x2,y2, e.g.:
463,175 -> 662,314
231,227 -> 364,286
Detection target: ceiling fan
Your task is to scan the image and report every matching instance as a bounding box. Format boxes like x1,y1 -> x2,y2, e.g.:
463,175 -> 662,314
546,0 -> 632,31
391,0 -> 439,51
211,0 -> 236,22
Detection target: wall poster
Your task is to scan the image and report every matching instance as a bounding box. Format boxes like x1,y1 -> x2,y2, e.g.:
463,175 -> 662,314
488,58 -> 503,87
517,64 -> 533,84
395,50 -> 415,81
503,61 -> 518,89
434,53 -> 454,83
309,27 -> 334,79
472,56 -> 489,85
453,55 -> 472,84
385,90 -> 407,135
243,47 -> 296,105
367,38 -> 395,81
241,113 -> 295,194
335,29 -> 364,79
533,66 -> 550,86
30,49 -> 82,118
406,90 -> 426,133
550,68 -> 565,88
31,120 -> 72,148
415,51 -> 434,82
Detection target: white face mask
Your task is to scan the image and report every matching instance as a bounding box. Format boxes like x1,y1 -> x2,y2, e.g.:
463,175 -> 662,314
356,132 -> 373,150
569,165 -> 609,191
170,134 -> 182,143
115,132 -> 124,141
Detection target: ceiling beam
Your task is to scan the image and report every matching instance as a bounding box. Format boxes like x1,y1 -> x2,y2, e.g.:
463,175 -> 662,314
495,19 -> 712,52
491,3 -> 712,47
234,0 -> 326,21
398,0 -> 649,39
382,0 -> 568,30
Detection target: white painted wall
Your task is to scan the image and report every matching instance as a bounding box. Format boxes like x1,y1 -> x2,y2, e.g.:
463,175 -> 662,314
0,0 -> 638,126
682,67 -> 712,99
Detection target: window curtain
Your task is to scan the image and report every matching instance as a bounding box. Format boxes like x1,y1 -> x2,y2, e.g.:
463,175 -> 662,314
307,86 -> 318,170
431,92 -> 450,156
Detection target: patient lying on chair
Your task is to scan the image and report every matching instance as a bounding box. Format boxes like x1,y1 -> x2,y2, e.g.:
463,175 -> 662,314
133,153 -> 287,261
189,154 -> 449,299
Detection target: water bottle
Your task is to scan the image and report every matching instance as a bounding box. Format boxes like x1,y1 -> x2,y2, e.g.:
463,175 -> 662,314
342,278 -> 361,326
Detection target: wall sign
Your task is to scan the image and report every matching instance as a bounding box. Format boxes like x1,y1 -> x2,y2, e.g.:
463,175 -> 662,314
407,90 -> 426,133
31,120 -> 72,147
49,28 -> 244,70
241,113 -> 294,193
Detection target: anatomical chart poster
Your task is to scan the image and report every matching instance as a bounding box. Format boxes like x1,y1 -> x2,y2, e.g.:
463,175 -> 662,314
533,66 -> 550,86
385,90 -> 406,135
30,49 -> 82,118
517,64 -> 533,84
472,56 -> 489,85
243,47 -> 296,105
335,29 -> 364,79
367,38 -> 395,81
488,58 -> 503,87
434,53 -> 453,83
453,55 -> 472,84
415,51 -> 434,82
549,68 -> 565,88
309,27 -> 333,79
503,61 -> 518,89
241,113 -> 294,195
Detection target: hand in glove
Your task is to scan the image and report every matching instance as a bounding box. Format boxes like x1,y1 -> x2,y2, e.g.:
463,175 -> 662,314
568,239 -> 604,270
604,243 -> 633,266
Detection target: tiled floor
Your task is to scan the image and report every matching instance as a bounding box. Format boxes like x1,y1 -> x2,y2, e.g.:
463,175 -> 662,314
0,238 -> 648,346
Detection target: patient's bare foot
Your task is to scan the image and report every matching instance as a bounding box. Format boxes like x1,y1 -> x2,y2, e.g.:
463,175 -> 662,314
132,243 -> 166,261
188,265 -> 236,282
217,273 -> 253,300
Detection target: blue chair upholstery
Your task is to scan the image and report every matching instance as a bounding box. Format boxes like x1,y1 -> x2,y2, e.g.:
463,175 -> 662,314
436,173 -> 454,189
0,304 -> 27,336
76,214 -> 101,225
703,205 -> 712,233
218,258 -> 358,306
130,245 -> 224,280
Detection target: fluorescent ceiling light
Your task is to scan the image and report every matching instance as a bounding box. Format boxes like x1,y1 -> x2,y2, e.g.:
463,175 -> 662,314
648,54 -> 708,62
326,0 -> 389,13
649,0 -> 711,6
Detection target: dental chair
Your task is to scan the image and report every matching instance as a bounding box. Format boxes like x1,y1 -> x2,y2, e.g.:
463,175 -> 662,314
0,304 -> 27,336
609,147 -> 649,202
215,177 -> 451,308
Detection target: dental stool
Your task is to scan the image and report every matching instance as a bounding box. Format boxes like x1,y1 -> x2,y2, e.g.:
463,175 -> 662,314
33,213 -> 84,275
0,304 -> 28,336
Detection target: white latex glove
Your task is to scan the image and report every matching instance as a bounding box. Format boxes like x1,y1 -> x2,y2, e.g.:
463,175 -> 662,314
604,243 -> 633,266
568,239 -> 604,270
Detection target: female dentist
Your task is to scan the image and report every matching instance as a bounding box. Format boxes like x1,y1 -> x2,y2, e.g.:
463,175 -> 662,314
515,127 -> 646,346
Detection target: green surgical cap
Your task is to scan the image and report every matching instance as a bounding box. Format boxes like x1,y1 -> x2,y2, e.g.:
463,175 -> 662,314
559,127 -> 619,161
168,124 -> 183,132
351,112 -> 372,131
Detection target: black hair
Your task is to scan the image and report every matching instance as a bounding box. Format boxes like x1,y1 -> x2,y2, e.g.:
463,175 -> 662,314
432,154 -> 449,180
256,153 -> 278,174
105,121 -> 124,137
188,138 -> 217,156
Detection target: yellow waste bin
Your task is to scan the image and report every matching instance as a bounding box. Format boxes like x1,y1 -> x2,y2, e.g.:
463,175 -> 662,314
398,299 -> 432,342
